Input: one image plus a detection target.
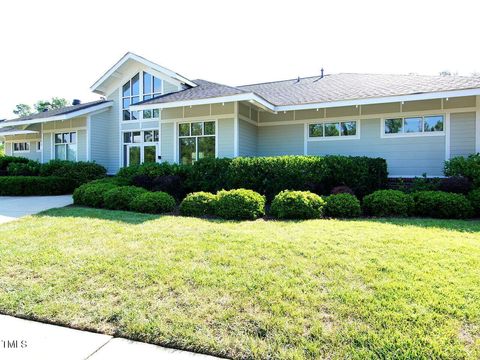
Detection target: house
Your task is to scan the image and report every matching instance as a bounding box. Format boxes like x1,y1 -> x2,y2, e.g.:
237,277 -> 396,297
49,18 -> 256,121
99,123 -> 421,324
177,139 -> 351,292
1,52 -> 480,177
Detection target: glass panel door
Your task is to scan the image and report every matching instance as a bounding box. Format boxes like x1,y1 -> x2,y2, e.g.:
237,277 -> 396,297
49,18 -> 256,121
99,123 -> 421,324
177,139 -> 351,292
128,145 -> 141,166
143,145 -> 157,163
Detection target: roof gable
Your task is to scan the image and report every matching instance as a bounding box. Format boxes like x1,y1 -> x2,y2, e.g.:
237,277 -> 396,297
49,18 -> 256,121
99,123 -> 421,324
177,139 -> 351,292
90,52 -> 197,96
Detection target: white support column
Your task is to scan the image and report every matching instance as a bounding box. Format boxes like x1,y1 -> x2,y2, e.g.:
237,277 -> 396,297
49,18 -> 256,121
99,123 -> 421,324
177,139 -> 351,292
476,96 -> 480,154
40,123 -> 44,163
303,123 -> 308,155
86,115 -> 91,161
233,102 -> 239,157
173,120 -> 178,163
445,112 -> 451,160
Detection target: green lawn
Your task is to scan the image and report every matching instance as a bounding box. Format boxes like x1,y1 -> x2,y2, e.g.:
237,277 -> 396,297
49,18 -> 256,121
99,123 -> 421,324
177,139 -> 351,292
1,208 -> 480,359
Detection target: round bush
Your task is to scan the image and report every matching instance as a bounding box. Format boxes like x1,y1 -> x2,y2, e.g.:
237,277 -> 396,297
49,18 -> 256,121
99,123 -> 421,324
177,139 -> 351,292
437,176 -> 472,194
363,190 -> 414,217
103,186 -> 147,211
270,190 -> 325,219
130,192 -> 176,214
324,194 -> 361,218
179,192 -> 217,217
73,180 -> 119,207
413,191 -> 473,219
215,189 -> 265,220
468,189 -> 480,216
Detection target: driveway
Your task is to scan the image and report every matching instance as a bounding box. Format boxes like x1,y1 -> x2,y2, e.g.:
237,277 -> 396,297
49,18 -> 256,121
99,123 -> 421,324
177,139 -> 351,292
0,195 -> 73,224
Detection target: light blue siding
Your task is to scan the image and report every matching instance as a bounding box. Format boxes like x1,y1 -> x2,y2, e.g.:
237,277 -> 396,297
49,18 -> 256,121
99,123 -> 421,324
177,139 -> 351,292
43,133 -> 52,162
450,112 -> 476,158
218,118 -> 234,158
76,130 -> 87,161
258,124 -> 304,156
90,91 -> 120,174
307,118 -> 445,176
239,119 -> 257,156
161,122 -> 174,162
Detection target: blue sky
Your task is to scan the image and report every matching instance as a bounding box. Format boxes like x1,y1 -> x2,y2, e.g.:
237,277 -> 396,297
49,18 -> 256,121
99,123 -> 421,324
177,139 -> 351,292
0,0 -> 478,118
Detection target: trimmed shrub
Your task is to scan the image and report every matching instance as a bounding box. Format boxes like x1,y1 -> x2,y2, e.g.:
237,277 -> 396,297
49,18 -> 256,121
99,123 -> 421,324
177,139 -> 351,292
73,180 -> 119,208
39,160 -> 106,186
444,154 -> 480,187
324,194 -> 361,218
0,156 -> 29,172
215,189 -> 265,220
0,176 -> 76,195
179,192 -> 217,217
186,158 -> 232,193
7,160 -> 41,176
437,176 -> 472,194
468,189 -> 480,216
103,186 -> 147,211
363,190 -> 414,217
331,185 -> 354,195
409,175 -> 440,193
413,191 -> 473,219
270,190 -> 325,219
130,192 -> 176,214
117,162 -> 188,183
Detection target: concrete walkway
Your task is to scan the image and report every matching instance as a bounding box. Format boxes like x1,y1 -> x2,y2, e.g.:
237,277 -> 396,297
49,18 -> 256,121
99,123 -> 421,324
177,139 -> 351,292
0,195 -> 73,223
0,315 -> 221,359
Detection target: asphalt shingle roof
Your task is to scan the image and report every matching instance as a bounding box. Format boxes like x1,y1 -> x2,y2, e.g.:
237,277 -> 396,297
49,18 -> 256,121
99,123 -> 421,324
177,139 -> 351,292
136,73 -> 480,108
5,100 -> 109,123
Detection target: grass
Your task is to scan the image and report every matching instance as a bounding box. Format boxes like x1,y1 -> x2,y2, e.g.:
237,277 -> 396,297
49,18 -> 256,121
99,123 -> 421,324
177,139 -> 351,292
0,207 -> 480,359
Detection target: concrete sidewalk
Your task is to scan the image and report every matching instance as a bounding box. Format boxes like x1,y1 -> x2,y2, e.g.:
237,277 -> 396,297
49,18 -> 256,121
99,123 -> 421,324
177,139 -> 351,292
0,315 -> 222,360
0,195 -> 73,224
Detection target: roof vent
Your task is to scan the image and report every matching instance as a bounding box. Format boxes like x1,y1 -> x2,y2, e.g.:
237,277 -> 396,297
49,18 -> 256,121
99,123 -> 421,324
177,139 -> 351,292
42,108 -> 49,112
72,99 -> 81,105
320,68 -> 324,78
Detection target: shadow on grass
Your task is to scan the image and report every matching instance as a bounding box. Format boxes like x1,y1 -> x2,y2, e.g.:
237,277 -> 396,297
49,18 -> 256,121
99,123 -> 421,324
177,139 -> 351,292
34,206 -> 480,232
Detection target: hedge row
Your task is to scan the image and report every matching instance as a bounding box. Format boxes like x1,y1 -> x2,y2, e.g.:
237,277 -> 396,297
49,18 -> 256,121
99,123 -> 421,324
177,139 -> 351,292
0,176 -> 77,196
117,155 -> 388,199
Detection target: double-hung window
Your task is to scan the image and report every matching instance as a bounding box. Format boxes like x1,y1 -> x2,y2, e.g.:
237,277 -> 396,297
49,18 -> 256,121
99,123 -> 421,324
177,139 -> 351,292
55,132 -> 77,160
309,120 -> 358,139
384,115 -> 444,136
178,121 -> 216,165
13,142 -> 30,152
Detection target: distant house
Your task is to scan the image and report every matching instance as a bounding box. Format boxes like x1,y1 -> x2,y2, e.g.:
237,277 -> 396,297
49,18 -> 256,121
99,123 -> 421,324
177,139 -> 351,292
1,52 -> 479,177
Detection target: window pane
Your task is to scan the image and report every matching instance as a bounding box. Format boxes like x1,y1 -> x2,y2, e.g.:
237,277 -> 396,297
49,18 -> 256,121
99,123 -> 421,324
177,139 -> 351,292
404,117 -> 423,133
131,73 -> 139,96
123,110 -> 131,121
144,145 -> 156,163
309,124 -> 323,137
25,142 -> 30,151
70,132 -> 76,144
123,145 -> 128,167
123,132 -> 132,143
122,98 -> 130,109
55,133 -> 62,143
143,72 -> 152,94
129,146 -> 141,166
179,123 -> 190,137
67,144 -> 77,161
179,138 -> 196,165
341,121 -> 356,136
154,130 -> 159,142
55,144 -> 66,160
132,131 -> 142,143
153,109 -> 160,118
198,136 -> 215,160
191,122 -> 202,136
131,96 -> 139,105
37,142 -> 41,151
324,123 -> 340,137
144,131 -> 154,142
62,133 -> 69,143
153,77 -> 161,93
385,118 -> 403,134
143,95 -> 151,101
122,81 -> 130,97
14,143 -> 18,151
424,115 -> 444,132
131,111 -> 139,120
143,110 -> 152,119
204,121 -> 215,135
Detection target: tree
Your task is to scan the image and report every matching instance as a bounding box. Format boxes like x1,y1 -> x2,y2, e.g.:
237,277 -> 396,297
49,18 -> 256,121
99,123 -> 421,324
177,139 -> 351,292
34,97 -> 68,113
13,103 -> 33,117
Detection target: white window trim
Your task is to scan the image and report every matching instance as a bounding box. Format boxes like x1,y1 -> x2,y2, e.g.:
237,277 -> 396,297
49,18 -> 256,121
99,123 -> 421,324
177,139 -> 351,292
12,142 -> 30,153
121,70 -> 162,123
121,129 -> 160,166
176,119 -> 218,163
380,114 -> 446,138
54,131 -> 78,161
307,119 -> 361,141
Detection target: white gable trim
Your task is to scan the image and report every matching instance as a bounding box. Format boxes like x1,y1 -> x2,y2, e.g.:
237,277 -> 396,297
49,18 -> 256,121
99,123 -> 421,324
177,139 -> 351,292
0,102 -> 113,128
90,52 -> 196,95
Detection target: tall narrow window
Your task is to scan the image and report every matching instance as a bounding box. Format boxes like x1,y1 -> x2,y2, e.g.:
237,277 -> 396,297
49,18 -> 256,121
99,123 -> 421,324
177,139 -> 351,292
122,73 -> 140,121
142,72 -> 161,119
178,121 -> 216,165
55,132 -> 77,160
